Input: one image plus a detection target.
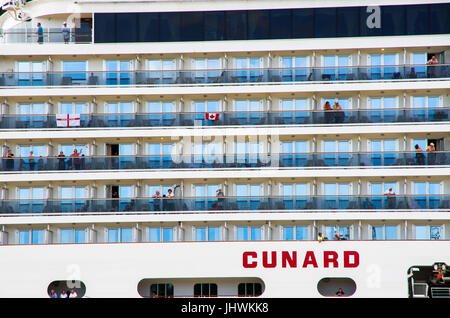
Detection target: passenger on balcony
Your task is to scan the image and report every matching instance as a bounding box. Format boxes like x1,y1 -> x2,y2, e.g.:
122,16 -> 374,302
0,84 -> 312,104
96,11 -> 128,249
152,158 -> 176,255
152,190 -> 162,211
317,232 -> 325,243
58,151 -> 66,170
5,149 -> 14,171
28,151 -> 35,171
36,22 -> 43,44
384,187 -> 396,209
414,144 -> 425,165
216,188 -> 224,209
426,143 -> 436,165
333,102 -> 345,123
323,101 -> 333,124
62,22 -> 70,44
165,189 -> 175,211
427,55 -> 439,78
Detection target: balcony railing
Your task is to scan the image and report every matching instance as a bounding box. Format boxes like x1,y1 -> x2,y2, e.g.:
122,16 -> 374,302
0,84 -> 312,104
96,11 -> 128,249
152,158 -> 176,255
0,28 -> 92,44
1,194 -> 448,215
0,64 -> 448,88
1,107 -> 449,129
1,151 -> 448,172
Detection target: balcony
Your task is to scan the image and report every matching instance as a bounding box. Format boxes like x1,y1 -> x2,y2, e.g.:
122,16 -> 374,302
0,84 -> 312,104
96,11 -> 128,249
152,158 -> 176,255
0,151 -> 448,172
0,27 -> 92,44
1,194 -> 448,215
0,64 -> 448,88
1,107 -> 449,130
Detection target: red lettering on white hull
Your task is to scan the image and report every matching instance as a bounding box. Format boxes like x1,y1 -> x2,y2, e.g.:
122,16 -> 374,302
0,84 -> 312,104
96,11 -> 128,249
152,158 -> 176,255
243,251 -> 360,269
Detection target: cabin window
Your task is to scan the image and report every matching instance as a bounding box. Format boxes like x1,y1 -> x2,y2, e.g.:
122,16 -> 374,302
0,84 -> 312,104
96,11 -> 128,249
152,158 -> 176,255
238,283 -> 263,297
317,277 -> 356,297
194,283 -> 218,297
150,283 -> 174,298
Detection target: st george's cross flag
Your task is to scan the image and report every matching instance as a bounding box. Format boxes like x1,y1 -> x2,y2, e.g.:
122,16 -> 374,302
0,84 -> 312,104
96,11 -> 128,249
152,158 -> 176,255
205,112 -> 219,120
56,114 -> 81,127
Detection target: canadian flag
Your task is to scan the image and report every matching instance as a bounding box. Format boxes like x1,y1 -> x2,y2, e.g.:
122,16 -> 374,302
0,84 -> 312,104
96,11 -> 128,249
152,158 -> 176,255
56,114 -> 81,127
205,112 -> 219,120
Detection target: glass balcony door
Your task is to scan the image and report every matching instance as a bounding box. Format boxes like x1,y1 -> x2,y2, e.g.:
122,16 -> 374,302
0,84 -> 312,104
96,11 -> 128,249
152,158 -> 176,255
233,100 -> 263,125
194,100 -> 220,122
60,186 -> 88,212
370,182 -> 397,209
323,140 -> 351,166
280,99 -> 309,124
281,141 -> 308,167
322,55 -> 350,80
235,184 -> 261,210
281,56 -> 308,82
192,58 -> 221,83
147,101 -> 176,126
323,183 -> 351,209
233,57 -> 263,83
414,182 -> 441,209
105,60 -> 131,85
369,54 -> 398,79
62,61 -> 87,85
369,139 -> 397,166
106,102 -> 134,127
18,187 -> 45,213
411,96 -> 441,121
194,184 -> 220,210
18,103 -> 46,128
19,145 -> 46,171
17,61 -> 45,86
148,143 -> 173,169
147,59 -> 176,84
282,183 -> 309,209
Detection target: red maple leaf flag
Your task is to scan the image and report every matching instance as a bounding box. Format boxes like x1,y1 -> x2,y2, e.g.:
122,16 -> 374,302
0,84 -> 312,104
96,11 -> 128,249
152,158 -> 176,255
205,112 -> 219,120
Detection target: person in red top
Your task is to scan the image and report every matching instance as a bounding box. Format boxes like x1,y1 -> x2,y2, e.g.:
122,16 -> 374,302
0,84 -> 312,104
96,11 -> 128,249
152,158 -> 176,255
323,101 -> 333,123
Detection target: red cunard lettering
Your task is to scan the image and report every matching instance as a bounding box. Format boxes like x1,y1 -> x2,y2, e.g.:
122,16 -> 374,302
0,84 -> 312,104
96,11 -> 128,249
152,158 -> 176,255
302,251 -> 318,268
324,251 -> 339,268
262,251 -> 277,268
344,251 -> 360,268
282,251 -> 297,268
243,251 -> 257,268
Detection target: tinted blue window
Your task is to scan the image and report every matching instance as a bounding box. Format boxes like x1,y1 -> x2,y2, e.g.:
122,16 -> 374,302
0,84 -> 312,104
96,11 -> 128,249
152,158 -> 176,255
181,12 -> 204,41
138,13 -> 159,42
430,4 -> 450,34
315,8 -> 336,38
406,5 -> 428,35
117,13 -> 137,42
382,6 -> 405,36
204,11 -> 225,41
292,9 -> 314,38
160,12 -> 181,42
226,11 -> 247,40
94,13 -> 116,42
270,9 -> 291,39
248,10 -> 269,39
337,7 -> 359,37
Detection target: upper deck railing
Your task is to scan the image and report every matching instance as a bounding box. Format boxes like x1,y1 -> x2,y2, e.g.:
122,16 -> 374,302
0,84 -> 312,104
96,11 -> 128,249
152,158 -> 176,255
1,150 -> 448,172
2,107 -> 449,129
1,194 -> 448,215
0,28 -> 92,44
0,64 -> 448,88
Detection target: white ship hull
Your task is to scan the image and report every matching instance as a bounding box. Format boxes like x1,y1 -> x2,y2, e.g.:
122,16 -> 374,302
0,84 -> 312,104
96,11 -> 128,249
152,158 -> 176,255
1,241 -> 449,298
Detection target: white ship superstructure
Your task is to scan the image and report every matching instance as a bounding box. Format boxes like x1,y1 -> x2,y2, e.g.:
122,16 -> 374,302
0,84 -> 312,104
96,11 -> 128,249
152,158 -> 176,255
0,0 -> 450,298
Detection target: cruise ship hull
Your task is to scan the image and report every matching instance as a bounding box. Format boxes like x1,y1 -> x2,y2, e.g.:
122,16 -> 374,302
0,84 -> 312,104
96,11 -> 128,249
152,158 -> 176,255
1,241 -> 449,298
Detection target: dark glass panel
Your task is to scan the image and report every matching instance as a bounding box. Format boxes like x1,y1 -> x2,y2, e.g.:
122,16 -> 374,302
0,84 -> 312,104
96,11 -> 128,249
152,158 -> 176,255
238,283 -> 245,295
94,13 -> 116,43
226,11 -> 247,40
315,8 -> 337,38
116,13 -> 137,42
269,9 -> 291,39
159,12 -> 181,41
138,13 -> 159,42
181,11 -> 204,41
429,3 -> 450,35
292,8 -> 314,38
247,10 -> 269,39
254,283 -> 262,296
360,6 -> 382,36
210,283 -> 218,296
193,283 -> 201,297
382,5 -> 405,36
204,11 -> 225,41
337,7 -> 360,37
406,5 -> 429,35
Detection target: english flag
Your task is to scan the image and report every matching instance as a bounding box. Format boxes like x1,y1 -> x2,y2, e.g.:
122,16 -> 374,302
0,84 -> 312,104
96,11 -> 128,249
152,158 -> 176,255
205,112 -> 219,120
56,114 -> 81,127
